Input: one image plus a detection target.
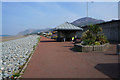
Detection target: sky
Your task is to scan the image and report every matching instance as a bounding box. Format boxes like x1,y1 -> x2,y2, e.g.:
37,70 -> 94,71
2,2 -> 118,35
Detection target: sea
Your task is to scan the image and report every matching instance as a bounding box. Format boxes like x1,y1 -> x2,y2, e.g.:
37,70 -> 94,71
0,35 -> 11,37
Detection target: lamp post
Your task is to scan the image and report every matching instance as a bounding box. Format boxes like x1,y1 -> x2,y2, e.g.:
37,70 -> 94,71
87,2 -> 88,17
86,1 -> 94,17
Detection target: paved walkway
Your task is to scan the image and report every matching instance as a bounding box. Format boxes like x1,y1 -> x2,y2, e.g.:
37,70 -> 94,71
22,36 -> 119,78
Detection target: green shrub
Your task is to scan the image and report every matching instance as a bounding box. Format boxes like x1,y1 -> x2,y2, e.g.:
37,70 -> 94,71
51,36 -> 58,39
89,25 -> 102,35
37,37 -> 40,42
82,39 -> 89,45
89,39 -> 95,45
12,72 -> 20,78
81,25 -> 109,45
94,41 -> 100,45
96,34 -> 109,44
81,32 -> 87,40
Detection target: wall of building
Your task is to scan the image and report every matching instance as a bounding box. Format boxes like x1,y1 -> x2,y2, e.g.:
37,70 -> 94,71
57,30 -> 79,41
118,21 -> 120,43
57,30 -> 77,38
98,21 -> 120,42
77,20 -> 120,43
76,31 -> 83,38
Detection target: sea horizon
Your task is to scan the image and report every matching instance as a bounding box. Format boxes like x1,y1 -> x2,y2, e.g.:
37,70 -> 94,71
0,35 -> 11,37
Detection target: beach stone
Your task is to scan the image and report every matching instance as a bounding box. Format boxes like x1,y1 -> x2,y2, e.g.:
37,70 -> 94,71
1,35 -> 40,78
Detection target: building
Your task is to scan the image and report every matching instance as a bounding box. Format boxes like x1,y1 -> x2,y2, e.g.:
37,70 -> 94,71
81,20 -> 120,43
54,22 -> 83,41
98,20 -> 120,43
54,19 -> 120,42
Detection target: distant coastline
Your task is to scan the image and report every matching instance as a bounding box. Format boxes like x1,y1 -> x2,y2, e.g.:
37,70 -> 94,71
0,35 -> 11,37
0,35 -> 25,42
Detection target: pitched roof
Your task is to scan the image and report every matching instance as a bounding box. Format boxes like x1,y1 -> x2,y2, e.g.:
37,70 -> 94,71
55,22 -> 83,31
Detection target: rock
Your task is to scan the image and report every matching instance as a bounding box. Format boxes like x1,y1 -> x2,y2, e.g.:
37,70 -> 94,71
0,35 -> 40,78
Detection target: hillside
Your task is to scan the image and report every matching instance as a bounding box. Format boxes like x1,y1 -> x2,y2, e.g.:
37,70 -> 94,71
17,17 -> 105,35
17,28 -> 53,35
71,17 -> 105,27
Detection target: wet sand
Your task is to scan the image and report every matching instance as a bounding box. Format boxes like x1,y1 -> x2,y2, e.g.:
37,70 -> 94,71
0,35 -> 27,42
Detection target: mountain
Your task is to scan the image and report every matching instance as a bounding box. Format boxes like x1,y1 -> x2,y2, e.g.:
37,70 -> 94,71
17,28 -> 53,35
71,17 -> 105,27
17,29 -> 36,35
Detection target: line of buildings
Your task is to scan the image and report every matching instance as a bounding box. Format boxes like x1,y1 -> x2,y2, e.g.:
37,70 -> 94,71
54,20 -> 120,43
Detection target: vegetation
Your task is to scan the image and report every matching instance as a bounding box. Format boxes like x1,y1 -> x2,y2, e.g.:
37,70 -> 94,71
11,72 -> 20,79
37,37 -> 40,42
81,25 -> 109,45
47,33 -> 52,36
51,36 -> 58,39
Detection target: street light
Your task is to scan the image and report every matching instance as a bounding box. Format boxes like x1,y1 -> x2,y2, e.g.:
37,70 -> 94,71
86,1 -> 94,17
87,2 -> 88,17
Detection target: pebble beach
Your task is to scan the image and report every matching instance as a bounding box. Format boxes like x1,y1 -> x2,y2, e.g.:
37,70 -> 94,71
0,35 -> 40,79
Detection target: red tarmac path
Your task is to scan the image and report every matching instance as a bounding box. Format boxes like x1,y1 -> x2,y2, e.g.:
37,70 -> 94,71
22,36 -> 119,78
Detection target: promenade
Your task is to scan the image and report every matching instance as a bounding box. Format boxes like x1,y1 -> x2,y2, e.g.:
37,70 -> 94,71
22,36 -> 118,78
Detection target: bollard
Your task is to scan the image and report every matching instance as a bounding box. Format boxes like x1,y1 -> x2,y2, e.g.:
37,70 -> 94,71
117,44 -> 120,55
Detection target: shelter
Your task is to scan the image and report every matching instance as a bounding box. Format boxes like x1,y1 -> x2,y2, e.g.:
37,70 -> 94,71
54,22 -> 83,41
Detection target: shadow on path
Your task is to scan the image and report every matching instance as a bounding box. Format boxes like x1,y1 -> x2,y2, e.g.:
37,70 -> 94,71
63,46 -> 73,47
69,47 -> 80,52
95,63 -> 120,79
40,40 -> 56,42
104,54 -> 118,55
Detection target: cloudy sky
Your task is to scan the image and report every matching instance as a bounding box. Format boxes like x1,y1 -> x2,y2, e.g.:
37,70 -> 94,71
2,2 -> 118,35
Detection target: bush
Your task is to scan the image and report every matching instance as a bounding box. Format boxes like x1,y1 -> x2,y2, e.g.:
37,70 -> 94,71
11,72 -> 20,79
81,25 -> 109,45
94,41 -> 100,45
82,39 -> 90,45
51,36 -> 58,39
37,37 -> 40,42
96,34 -> 109,44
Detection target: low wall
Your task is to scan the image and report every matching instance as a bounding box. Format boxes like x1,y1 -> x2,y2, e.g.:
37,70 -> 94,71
74,43 -> 109,52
